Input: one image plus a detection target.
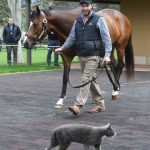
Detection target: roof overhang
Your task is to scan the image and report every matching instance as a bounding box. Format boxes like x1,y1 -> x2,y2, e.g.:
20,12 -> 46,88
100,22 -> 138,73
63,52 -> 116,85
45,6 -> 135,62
55,0 -> 120,4
94,0 -> 120,4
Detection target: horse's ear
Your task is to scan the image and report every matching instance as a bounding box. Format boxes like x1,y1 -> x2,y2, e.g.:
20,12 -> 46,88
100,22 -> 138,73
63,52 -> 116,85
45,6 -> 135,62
36,5 -> 41,15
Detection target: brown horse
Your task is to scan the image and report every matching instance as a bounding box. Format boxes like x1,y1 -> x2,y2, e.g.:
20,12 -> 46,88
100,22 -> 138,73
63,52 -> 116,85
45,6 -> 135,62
24,6 -> 134,108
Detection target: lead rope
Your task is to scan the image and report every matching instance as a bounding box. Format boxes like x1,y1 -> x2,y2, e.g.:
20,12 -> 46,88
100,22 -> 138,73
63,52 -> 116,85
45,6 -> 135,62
62,55 -> 120,89
67,64 -> 104,89
105,63 -> 120,91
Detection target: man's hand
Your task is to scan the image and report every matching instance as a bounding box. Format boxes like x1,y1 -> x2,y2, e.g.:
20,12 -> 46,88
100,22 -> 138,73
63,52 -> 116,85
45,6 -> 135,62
55,47 -> 62,55
103,57 -> 111,65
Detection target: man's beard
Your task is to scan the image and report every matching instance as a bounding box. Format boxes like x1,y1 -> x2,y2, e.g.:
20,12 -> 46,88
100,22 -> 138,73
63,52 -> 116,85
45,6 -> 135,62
82,10 -> 91,17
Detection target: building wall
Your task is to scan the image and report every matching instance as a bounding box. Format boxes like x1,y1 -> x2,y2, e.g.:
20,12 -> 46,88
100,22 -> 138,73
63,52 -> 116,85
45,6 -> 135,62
121,0 -> 150,65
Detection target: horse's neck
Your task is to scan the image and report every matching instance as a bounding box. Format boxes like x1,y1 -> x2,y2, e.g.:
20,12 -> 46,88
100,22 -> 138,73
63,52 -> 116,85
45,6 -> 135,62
47,9 -> 80,41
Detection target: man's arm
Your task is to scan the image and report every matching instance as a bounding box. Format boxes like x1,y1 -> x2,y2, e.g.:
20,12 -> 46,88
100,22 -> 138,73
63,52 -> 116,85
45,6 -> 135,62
55,20 -> 76,53
97,17 -> 112,59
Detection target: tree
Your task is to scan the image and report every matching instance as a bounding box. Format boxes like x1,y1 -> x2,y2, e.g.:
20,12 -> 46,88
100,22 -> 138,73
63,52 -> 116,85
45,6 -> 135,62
0,0 -> 11,24
0,0 -> 11,40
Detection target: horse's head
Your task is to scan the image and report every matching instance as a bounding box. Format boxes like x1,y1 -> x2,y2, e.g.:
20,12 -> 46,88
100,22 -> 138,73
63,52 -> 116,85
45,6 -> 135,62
24,6 -> 48,49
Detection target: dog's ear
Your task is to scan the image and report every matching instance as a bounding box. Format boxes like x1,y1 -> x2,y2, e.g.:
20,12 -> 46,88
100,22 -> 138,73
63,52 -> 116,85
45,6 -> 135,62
106,123 -> 111,129
105,123 -> 111,130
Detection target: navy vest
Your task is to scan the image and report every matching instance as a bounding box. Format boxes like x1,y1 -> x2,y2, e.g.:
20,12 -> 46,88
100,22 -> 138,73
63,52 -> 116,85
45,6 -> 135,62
75,13 -> 103,56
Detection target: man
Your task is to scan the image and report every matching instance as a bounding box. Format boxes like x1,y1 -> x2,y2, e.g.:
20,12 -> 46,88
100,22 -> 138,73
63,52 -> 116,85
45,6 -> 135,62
55,0 -> 112,116
47,31 -> 60,66
3,17 -> 21,65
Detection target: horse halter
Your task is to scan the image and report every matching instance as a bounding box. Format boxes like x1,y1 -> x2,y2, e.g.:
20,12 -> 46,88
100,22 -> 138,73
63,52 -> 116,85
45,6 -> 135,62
38,17 -> 47,42
26,11 -> 48,43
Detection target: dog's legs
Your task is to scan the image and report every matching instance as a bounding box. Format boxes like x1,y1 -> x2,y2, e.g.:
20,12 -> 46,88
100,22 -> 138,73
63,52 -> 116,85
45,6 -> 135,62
83,144 -> 90,150
59,143 -> 70,150
94,144 -> 101,150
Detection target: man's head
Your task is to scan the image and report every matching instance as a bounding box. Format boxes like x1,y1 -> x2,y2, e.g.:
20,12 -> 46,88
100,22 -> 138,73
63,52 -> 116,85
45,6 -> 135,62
8,17 -> 14,25
80,0 -> 93,16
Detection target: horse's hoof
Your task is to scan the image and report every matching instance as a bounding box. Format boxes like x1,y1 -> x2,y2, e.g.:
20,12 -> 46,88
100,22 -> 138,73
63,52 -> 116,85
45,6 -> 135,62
112,90 -> 119,100
54,104 -> 63,109
112,95 -> 119,100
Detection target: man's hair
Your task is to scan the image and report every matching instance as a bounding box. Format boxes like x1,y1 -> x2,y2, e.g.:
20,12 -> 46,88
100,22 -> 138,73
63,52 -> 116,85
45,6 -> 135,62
8,17 -> 14,21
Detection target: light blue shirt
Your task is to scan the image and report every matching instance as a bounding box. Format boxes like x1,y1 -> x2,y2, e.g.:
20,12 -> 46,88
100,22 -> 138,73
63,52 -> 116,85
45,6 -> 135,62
61,13 -> 112,58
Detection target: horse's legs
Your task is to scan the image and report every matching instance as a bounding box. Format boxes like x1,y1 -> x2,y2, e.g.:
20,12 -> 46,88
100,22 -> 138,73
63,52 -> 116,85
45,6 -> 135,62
54,54 -> 72,109
56,65 -> 70,103
112,47 -> 125,100
54,66 -> 69,109
61,65 -> 70,98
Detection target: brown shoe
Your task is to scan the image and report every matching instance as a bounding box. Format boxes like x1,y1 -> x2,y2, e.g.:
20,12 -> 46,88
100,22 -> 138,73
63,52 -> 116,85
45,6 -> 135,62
68,105 -> 81,116
88,105 -> 105,113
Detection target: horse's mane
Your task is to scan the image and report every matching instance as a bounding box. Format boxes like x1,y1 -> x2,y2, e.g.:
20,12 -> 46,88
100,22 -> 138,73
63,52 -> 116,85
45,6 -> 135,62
42,6 -> 80,15
48,6 -> 79,10
30,6 -> 80,20
42,8 -> 51,15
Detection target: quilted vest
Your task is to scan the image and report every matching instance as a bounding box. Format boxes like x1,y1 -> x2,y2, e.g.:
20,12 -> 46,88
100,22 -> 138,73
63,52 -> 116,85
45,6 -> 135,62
75,13 -> 103,56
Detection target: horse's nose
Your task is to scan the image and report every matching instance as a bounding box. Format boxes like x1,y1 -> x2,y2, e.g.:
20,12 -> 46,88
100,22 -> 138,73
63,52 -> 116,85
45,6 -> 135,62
24,41 -> 29,49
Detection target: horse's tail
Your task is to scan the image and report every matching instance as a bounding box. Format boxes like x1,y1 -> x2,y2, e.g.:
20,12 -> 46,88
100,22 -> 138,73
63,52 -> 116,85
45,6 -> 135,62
125,34 -> 134,80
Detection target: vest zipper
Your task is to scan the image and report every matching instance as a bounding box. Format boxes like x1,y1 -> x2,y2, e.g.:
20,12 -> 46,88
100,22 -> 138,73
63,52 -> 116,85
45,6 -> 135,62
82,26 -> 85,50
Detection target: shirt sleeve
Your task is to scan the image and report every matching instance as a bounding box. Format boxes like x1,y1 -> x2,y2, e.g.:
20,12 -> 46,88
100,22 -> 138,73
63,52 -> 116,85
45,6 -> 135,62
96,17 -> 112,57
60,20 -> 76,50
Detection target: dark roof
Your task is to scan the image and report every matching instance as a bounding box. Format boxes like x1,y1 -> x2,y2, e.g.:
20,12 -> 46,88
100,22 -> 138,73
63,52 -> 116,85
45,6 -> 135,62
56,0 -> 120,4
95,0 -> 120,4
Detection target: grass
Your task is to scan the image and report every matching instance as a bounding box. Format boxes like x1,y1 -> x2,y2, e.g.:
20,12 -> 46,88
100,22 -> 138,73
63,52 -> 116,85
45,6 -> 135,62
0,48 -> 79,74
0,63 -> 62,74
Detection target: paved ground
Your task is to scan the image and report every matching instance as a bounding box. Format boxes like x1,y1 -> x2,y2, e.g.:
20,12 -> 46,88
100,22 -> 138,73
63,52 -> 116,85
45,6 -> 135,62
0,69 -> 150,150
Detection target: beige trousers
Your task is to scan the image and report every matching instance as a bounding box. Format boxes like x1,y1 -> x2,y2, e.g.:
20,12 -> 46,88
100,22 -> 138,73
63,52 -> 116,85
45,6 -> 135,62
75,56 -> 104,107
